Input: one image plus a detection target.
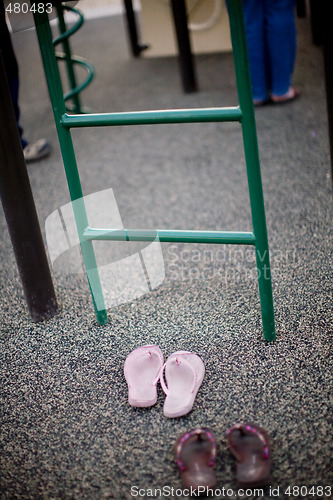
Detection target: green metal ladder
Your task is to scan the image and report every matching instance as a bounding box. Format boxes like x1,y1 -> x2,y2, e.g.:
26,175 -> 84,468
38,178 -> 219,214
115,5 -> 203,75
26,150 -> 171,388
32,0 -> 276,341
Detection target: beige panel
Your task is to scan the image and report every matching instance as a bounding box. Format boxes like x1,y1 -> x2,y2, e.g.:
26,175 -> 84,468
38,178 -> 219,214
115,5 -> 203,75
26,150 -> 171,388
140,0 -> 232,57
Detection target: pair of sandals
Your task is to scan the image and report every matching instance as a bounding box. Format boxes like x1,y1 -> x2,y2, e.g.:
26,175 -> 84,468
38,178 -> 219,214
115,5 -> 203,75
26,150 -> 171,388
124,345 -> 204,418
175,424 -> 271,493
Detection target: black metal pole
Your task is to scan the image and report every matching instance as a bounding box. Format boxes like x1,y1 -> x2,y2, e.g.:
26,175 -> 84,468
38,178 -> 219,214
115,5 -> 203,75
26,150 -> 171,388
0,51 -> 58,322
309,0 -> 323,46
322,2 -> 333,189
296,0 -> 306,18
123,0 -> 148,57
170,0 -> 198,93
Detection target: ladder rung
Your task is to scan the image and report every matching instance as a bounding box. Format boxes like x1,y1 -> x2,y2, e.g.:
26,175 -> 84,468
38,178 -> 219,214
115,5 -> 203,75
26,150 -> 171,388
61,107 -> 243,128
83,227 -> 256,245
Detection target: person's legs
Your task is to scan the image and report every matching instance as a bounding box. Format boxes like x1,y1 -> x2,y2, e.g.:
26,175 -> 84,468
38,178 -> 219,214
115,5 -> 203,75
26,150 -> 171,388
243,0 -> 269,102
1,1 -> 50,160
0,1 -> 27,148
265,0 -> 297,97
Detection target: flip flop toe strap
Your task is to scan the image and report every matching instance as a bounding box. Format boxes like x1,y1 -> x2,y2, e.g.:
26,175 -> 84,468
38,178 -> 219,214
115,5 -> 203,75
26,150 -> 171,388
175,428 -> 217,471
125,346 -> 163,388
226,423 -> 270,460
160,355 -> 197,396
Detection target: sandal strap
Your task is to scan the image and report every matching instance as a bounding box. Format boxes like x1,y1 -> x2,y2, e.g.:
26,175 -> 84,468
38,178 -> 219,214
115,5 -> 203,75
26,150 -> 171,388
226,423 -> 270,460
159,354 -> 197,396
125,346 -> 163,388
175,428 -> 217,471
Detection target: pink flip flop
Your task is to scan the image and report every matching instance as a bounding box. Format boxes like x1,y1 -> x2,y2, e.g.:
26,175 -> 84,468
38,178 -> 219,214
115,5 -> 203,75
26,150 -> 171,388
124,345 -> 164,407
175,428 -> 217,492
226,423 -> 271,486
160,351 -> 205,418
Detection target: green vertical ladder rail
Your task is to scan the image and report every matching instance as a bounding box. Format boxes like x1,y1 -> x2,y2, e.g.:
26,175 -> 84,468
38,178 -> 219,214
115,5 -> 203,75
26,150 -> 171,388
32,1 -> 107,325
53,3 -> 94,113
31,0 -> 276,341
228,1 -> 275,340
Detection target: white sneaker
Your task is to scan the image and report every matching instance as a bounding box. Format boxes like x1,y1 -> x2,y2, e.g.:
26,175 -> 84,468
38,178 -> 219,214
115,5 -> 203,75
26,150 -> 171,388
23,138 -> 51,162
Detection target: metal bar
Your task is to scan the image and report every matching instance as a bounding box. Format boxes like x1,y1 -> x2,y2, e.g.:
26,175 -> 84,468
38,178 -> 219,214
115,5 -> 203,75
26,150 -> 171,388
56,53 -> 94,102
61,107 -> 243,128
228,0 -> 275,341
170,0 -> 198,93
322,0 -> 333,189
123,0 -> 148,57
0,51 -> 58,322
52,5 -> 84,46
309,0 -> 323,46
56,4 -> 81,113
83,228 -> 256,245
296,0 -> 306,18
31,3 -> 108,325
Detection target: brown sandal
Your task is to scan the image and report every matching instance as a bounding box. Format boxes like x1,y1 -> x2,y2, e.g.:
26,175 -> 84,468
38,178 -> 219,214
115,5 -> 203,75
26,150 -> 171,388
271,87 -> 300,105
175,428 -> 217,493
226,423 -> 271,486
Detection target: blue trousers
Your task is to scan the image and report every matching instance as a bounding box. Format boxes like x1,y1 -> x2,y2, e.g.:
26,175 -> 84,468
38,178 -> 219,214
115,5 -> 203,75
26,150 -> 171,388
242,0 -> 297,101
0,1 -> 27,148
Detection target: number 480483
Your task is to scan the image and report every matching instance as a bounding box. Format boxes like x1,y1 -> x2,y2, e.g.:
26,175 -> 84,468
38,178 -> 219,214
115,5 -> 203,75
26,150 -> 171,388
284,486 -> 332,497
5,3 -> 53,14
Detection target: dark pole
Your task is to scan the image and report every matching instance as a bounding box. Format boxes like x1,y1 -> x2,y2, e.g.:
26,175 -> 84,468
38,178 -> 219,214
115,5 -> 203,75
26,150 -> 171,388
170,0 -> 198,93
0,51 -> 58,321
296,0 -> 306,18
309,0 -> 322,46
322,3 -> 333,189
123,0 -> 148,57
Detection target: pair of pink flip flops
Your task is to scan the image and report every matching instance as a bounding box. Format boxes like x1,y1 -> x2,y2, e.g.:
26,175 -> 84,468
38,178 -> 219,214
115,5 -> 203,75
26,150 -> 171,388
124,345 -> 205,418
